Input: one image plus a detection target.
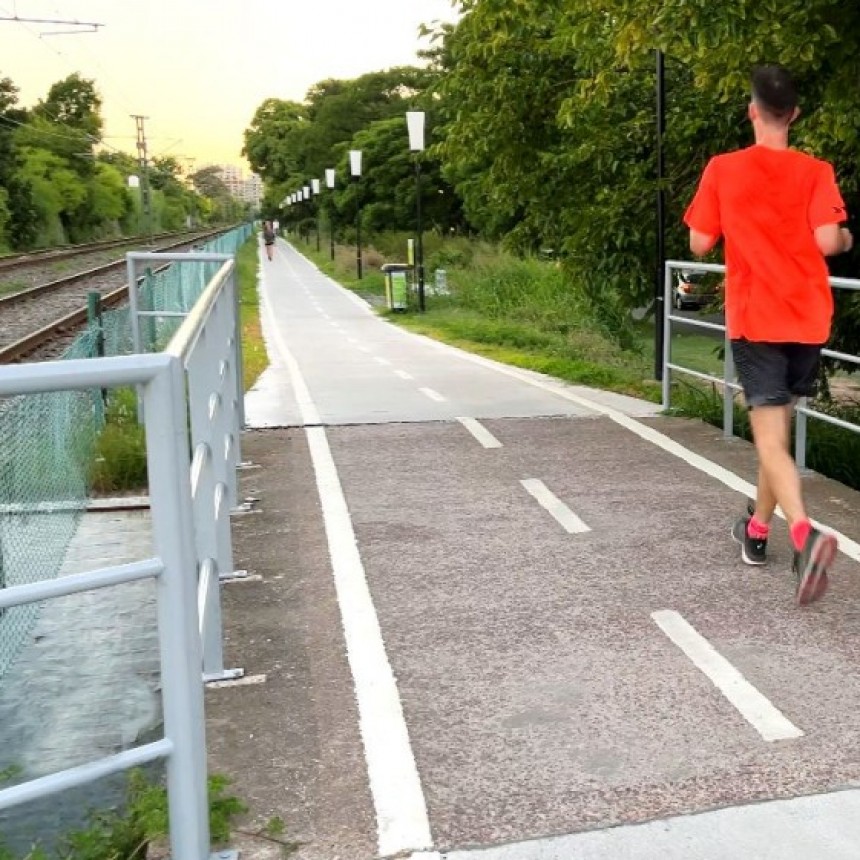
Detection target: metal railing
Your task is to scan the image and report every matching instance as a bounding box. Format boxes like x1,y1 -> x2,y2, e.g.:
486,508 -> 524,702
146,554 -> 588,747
662,260 -> 860,469
0,248 -> 250,857
0,354 -> 215,859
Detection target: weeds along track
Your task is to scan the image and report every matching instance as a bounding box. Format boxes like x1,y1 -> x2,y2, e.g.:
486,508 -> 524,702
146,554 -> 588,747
0,228 -> 228,362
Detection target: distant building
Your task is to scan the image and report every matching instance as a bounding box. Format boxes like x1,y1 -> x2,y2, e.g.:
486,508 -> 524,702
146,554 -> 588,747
203,164 -> 263,208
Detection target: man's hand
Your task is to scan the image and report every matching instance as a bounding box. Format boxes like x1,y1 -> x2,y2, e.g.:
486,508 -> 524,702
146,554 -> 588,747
689,229 -> 718,257
814,223 -> 853,256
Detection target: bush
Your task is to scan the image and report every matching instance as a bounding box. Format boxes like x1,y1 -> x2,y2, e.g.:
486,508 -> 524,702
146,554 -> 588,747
89,389 -> 147,495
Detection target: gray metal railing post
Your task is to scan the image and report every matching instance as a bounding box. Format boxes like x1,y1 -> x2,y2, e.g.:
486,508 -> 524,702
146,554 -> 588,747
723,331 -> 735,439
795,399 -> 809,471
143,358 -> 211,860
661,262 -> 673,409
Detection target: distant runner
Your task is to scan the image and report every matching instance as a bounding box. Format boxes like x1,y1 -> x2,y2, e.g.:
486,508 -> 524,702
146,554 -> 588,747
684,64 -> 853,605
262,220 -> 276,261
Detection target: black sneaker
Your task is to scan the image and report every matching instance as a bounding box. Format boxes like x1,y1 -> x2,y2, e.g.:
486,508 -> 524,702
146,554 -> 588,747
793,527 -> 837,606
732,516 -> 767,565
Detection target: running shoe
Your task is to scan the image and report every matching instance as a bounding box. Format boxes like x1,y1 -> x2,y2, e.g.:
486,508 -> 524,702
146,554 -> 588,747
732,516 -> 768,566
793,527 -> 837,606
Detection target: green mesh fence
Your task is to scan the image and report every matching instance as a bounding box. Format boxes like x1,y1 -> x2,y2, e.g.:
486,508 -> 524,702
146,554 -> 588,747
0,224 -> 253,679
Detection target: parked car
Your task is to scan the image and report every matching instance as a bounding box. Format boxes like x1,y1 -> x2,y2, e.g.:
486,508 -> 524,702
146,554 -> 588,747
673,269 -> 718,311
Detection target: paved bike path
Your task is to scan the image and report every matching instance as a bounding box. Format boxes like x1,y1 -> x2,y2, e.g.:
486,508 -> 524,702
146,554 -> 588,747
213,238 -> 860,860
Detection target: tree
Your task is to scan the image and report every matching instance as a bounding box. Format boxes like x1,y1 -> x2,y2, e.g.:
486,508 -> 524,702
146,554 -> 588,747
0,75 -> 38,248
35,73 -> 103,142
242,99 -> 307,184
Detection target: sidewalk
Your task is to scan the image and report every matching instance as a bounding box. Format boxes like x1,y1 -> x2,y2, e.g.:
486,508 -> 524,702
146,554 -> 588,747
205,239 -> 860,860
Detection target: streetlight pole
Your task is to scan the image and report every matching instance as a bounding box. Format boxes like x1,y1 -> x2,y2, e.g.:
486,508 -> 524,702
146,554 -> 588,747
406,111 -> 426,312
312,178 -> 321,252
326,168 -> 336,261
654,49 -> 667,381
303,185 -> 311,244
350,150 -> 363,279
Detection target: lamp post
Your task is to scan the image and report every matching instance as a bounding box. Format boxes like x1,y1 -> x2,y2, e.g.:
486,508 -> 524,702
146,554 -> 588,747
312,178 -> 321,252
350,149 -> 363,279
654,49 -> 666,381
303,185 -> 311,244
325,168 -> 336,261
406,110 -> 426,312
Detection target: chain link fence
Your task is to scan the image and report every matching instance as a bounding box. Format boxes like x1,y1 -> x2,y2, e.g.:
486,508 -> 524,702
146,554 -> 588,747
0,224 -> 253,679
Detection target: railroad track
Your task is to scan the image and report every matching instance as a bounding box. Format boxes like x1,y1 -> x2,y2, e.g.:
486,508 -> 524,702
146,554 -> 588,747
0,227 -> 234,363
0,231 -> 201,274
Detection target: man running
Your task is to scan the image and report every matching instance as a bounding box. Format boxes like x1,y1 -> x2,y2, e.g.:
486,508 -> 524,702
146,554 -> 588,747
684,64 -> 852,605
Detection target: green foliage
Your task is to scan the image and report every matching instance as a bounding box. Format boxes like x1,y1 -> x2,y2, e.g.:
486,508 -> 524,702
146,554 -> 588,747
90,389 -> 147,494
244,67 -> 464,235
0,770 -> 247,860
238,234 -> 269,391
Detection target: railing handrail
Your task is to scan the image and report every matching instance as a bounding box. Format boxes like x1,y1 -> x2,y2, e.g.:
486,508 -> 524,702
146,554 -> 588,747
0,238 -> 251,858
0,353 -> 213,858
663,260 -> 860,469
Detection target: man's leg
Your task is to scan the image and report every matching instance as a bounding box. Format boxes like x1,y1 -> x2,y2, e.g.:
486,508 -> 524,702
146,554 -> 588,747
752,403 -> 794,524
748,404 -> 806,527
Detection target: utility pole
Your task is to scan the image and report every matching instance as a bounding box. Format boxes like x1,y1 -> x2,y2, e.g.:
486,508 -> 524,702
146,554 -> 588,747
132,115 -> 153,243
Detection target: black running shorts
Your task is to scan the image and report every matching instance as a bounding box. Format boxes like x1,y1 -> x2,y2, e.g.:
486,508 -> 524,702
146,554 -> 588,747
731,339 -> 823,408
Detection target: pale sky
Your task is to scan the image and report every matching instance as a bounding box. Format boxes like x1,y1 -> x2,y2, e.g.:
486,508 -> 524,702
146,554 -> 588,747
1,0 -> 459,172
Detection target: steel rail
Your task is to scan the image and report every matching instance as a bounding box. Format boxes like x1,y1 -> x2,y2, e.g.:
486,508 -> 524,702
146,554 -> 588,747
0,229 -> 218,273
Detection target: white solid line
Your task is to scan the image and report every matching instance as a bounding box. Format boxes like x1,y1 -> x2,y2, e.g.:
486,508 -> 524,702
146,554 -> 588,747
400,331 -> 860,566
520,479 -> 590,534
419,387 -> 446,403
374,356 -> 391,366
307,426 -> 433,856
456,417 -> 502,449
652,610 -> 804,742
395,370 -> 414,380
262,268 -> 433,855
259,281 -> 321,426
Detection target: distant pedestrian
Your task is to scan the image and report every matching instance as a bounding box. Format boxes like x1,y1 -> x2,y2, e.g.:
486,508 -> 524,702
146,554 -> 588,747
684,64 -> 852,605
262,220 -> 276,261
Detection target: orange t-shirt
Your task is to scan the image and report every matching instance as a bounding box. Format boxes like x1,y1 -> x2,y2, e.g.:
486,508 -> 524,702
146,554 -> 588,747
684,145 -> 846,343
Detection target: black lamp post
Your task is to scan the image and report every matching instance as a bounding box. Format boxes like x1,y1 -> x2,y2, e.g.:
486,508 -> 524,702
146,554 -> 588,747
325,168 -> 336,261
406,110 -> 426,312
302,185 -> 311,244
655,49 -> 667,381
350,149 -> 363,279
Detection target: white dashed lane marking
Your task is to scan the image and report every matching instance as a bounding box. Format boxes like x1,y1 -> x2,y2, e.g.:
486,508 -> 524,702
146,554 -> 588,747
456,417 -> 502,449
652,609 -> 804,743
520,479 -> 590,534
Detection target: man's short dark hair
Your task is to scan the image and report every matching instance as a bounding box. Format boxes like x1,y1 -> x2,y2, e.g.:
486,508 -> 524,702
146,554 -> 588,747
751,65 -> 798,121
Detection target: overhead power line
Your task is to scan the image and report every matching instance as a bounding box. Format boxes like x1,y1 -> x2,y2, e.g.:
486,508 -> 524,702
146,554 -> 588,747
0,15 -> 102,35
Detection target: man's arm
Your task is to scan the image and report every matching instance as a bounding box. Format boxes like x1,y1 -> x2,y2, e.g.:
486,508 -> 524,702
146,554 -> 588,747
689,229 -> 719,257
814,223 -> 853,256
